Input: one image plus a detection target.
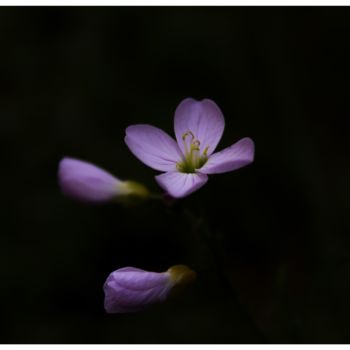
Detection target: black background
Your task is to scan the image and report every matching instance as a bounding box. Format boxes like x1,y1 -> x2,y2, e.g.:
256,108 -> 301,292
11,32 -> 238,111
1,7 -> 350,343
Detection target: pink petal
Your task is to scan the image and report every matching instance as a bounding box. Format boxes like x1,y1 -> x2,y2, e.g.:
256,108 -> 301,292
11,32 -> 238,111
199,137 -> 255,174
174,98 -> 225,156
58,157 -> 122,203
125,125 -> 183,172
155,171 -> 208,198
103,267 -> 172,313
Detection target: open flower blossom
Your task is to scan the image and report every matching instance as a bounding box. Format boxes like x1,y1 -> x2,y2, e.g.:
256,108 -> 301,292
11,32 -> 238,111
58,157 -> 149,203
103,265 -> 196,313
125,98 -> 255,198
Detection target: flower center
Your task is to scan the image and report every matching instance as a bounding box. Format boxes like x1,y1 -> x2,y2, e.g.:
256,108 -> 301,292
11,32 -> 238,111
176,131 -> 209,173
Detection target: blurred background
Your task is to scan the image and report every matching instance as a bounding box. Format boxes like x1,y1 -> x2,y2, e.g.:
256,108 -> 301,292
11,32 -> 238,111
1,6 -> 350,343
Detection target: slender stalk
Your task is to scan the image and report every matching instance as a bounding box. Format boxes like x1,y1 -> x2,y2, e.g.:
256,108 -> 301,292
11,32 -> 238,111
184,208 -> 268,343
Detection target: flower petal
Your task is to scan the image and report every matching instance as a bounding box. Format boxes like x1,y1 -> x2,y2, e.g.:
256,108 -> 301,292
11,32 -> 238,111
103,267 -> 172,313
58,157 -> 122,203
103,265 -> 197,314
174,98 -> 225,156
199,137 -> 255,174
125,125 -> 183,172
155,171 -> 208,198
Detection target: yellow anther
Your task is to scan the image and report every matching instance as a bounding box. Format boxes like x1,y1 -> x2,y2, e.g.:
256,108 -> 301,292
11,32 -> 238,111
193,140 -> 200,147
202,146 -> 210,156
182,131 -> 195,141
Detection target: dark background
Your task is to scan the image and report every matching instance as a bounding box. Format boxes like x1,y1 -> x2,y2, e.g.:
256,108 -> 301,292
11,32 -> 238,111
1,6 -> 350,343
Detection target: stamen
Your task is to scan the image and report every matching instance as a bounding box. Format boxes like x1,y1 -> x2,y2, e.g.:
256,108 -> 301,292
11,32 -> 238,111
177,131 -> 210,173
202,146 -> 210,156
193,140 -> 200,147
182,131 -> 195,141
190,145 -> 200,152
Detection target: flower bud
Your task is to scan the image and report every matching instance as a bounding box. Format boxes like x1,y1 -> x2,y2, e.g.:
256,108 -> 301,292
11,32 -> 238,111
103,265 -> 196,313
58,157 -> 149,203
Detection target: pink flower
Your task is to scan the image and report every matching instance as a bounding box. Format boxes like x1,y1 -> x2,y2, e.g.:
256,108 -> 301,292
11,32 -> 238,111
103,265 -> 196,313
125,98 -> 255,198
58,157 -> 149,203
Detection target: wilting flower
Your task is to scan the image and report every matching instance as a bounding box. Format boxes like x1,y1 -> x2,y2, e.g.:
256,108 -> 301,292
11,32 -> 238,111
103,265 -> 196,313
125,98 -> 255,198
58,157 -> 150,203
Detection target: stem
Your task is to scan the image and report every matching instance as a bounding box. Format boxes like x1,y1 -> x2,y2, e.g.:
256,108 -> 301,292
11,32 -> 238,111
148,193 -> 164,200
184,208 -> 268,343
